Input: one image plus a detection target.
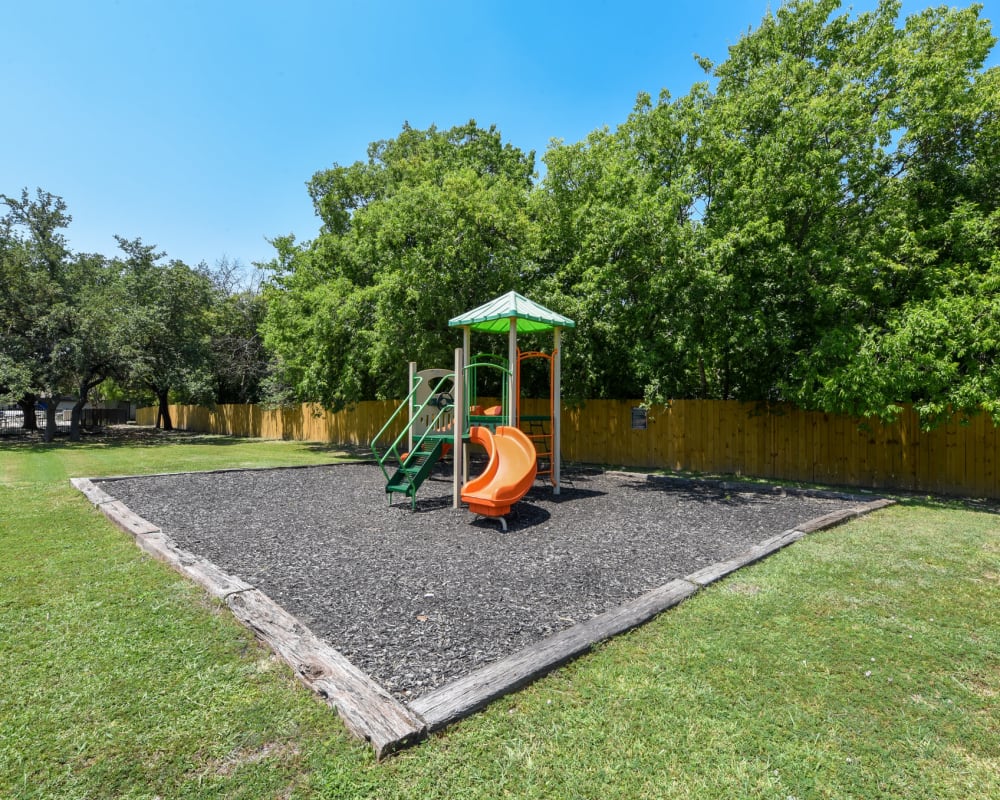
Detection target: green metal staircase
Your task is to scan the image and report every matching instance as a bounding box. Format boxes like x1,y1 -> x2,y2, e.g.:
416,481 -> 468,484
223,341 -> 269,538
372,374 -> 455,509
384,435 -> 453,507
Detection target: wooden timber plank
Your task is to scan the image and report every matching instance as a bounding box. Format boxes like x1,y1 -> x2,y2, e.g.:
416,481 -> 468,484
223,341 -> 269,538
74,479 -> 249,598
811,412 -> 825,485
709,401 -> 720,472
915,412 -> 933,493
684,529 -> 806,587
795,498 -> 893,534
99,499 -> 162,536
945,417 -> 962,495
226,588 -> 425,758
663,403 -> 677,470
874,418 -> 890,488
130,531 -> 254,599
70,477 -> 115,506
805,410 -> 818,484
72,478 -> 421,758
757,528 -> 808,550
776,407 -> 792,481
928,422 -> 949,495
835,413 -> 851,487
857,498 -> 895,513
695,401 -> 708,473
899,410 -> 918,491
795,507 -> 861,534
673,401 -> 686,472
411,578 -> 700,732
724,402 -> 738,474
743,405 -> 756,478
969,413 -> 986,498
724,403 -> 737,475
986,418 -> 999,500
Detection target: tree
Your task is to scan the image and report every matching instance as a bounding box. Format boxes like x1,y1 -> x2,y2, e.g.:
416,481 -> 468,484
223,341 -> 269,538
0,188 -> 77,440
779,2 -> 1000,423
0,202 -> 38,413
527,0 -> 998,426
680,0 -> 907,403
259,1 -> 997,426
118,238 -> 216,430
262,122 -> 538,409
61,252 -> 134,440
207,257 -> 270,404
535,87 -> 709,401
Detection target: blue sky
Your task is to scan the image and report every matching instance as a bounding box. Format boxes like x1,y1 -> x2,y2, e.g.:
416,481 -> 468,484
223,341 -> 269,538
3,0 -> 997,269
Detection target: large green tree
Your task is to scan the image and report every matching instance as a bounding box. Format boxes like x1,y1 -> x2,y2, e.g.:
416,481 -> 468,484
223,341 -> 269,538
536,0 -> 998,425
60,252 -> 135,440
260,1 -> 997,428
535,87 -> 710,400
0,190 -> 140,440
118,238 -> 216,430
207,257 -> 270,404
773,1 -> 1000,423
1,189 -> 85,439
687,0 -> 906,402
263,121 -> 538,409
2,190 -> 275,436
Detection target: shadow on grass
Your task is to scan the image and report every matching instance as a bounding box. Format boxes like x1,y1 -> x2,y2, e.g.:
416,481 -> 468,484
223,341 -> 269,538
0,429 -> 252,452
890,492 -> 1000,516
304,441 -> 373,458
0,427 -> 367,459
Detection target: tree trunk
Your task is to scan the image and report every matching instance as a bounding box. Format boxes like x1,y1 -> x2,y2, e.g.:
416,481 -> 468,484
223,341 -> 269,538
17,394 -> 39,431
43,401 -> 58,443
69,375 -> 103,442
69,399 -> 86,442
156,390 -> 173,431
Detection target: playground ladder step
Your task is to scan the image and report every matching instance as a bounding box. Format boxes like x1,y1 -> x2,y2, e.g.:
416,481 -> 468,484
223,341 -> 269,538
385,437 -> 446,507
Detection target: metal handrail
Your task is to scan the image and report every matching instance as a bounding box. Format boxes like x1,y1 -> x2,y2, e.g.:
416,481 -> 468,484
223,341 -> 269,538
372,373 -> 455,484
391,402 -> 455,493
464,361 -> 511,428
467,353 -> 508,410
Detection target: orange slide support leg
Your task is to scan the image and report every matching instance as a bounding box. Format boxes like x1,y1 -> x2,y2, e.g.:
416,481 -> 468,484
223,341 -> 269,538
461,426 -> 537,531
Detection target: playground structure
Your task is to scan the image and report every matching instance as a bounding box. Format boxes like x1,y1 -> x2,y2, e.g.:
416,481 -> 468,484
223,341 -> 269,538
371,292 -> 575,527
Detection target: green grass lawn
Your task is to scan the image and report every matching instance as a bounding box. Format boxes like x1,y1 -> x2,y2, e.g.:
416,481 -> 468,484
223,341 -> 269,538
1,430 -> 997,799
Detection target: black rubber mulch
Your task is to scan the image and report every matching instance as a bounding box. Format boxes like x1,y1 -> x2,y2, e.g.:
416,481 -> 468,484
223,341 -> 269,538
98,463 -> 861,701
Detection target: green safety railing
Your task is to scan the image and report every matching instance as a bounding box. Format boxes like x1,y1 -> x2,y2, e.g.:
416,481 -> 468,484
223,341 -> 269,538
465,357 -> 511,429
371,373 -> 456,487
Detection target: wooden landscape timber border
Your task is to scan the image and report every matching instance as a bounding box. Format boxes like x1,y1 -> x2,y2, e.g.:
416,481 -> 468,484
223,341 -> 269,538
139,399 -> 1000,500
71,472 -> 894,759
70,475 -> 425,759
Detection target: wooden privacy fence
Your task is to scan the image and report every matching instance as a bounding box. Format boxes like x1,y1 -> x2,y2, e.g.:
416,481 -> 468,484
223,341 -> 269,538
138,399 -> 1000,499
138,401 -> 403,446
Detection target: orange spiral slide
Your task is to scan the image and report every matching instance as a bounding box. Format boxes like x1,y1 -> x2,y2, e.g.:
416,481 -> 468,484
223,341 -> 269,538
461,426 -> 537,528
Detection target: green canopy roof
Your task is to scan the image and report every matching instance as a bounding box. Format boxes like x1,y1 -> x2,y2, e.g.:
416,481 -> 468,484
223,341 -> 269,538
448,291 -> 575,334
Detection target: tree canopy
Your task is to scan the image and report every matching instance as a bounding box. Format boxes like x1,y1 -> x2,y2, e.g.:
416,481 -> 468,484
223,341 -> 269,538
534,0 -> 999,424
262,1 -> 998,426
262,121 -> 539,410
5,1 -> 997,431
1,191 -> 270,436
